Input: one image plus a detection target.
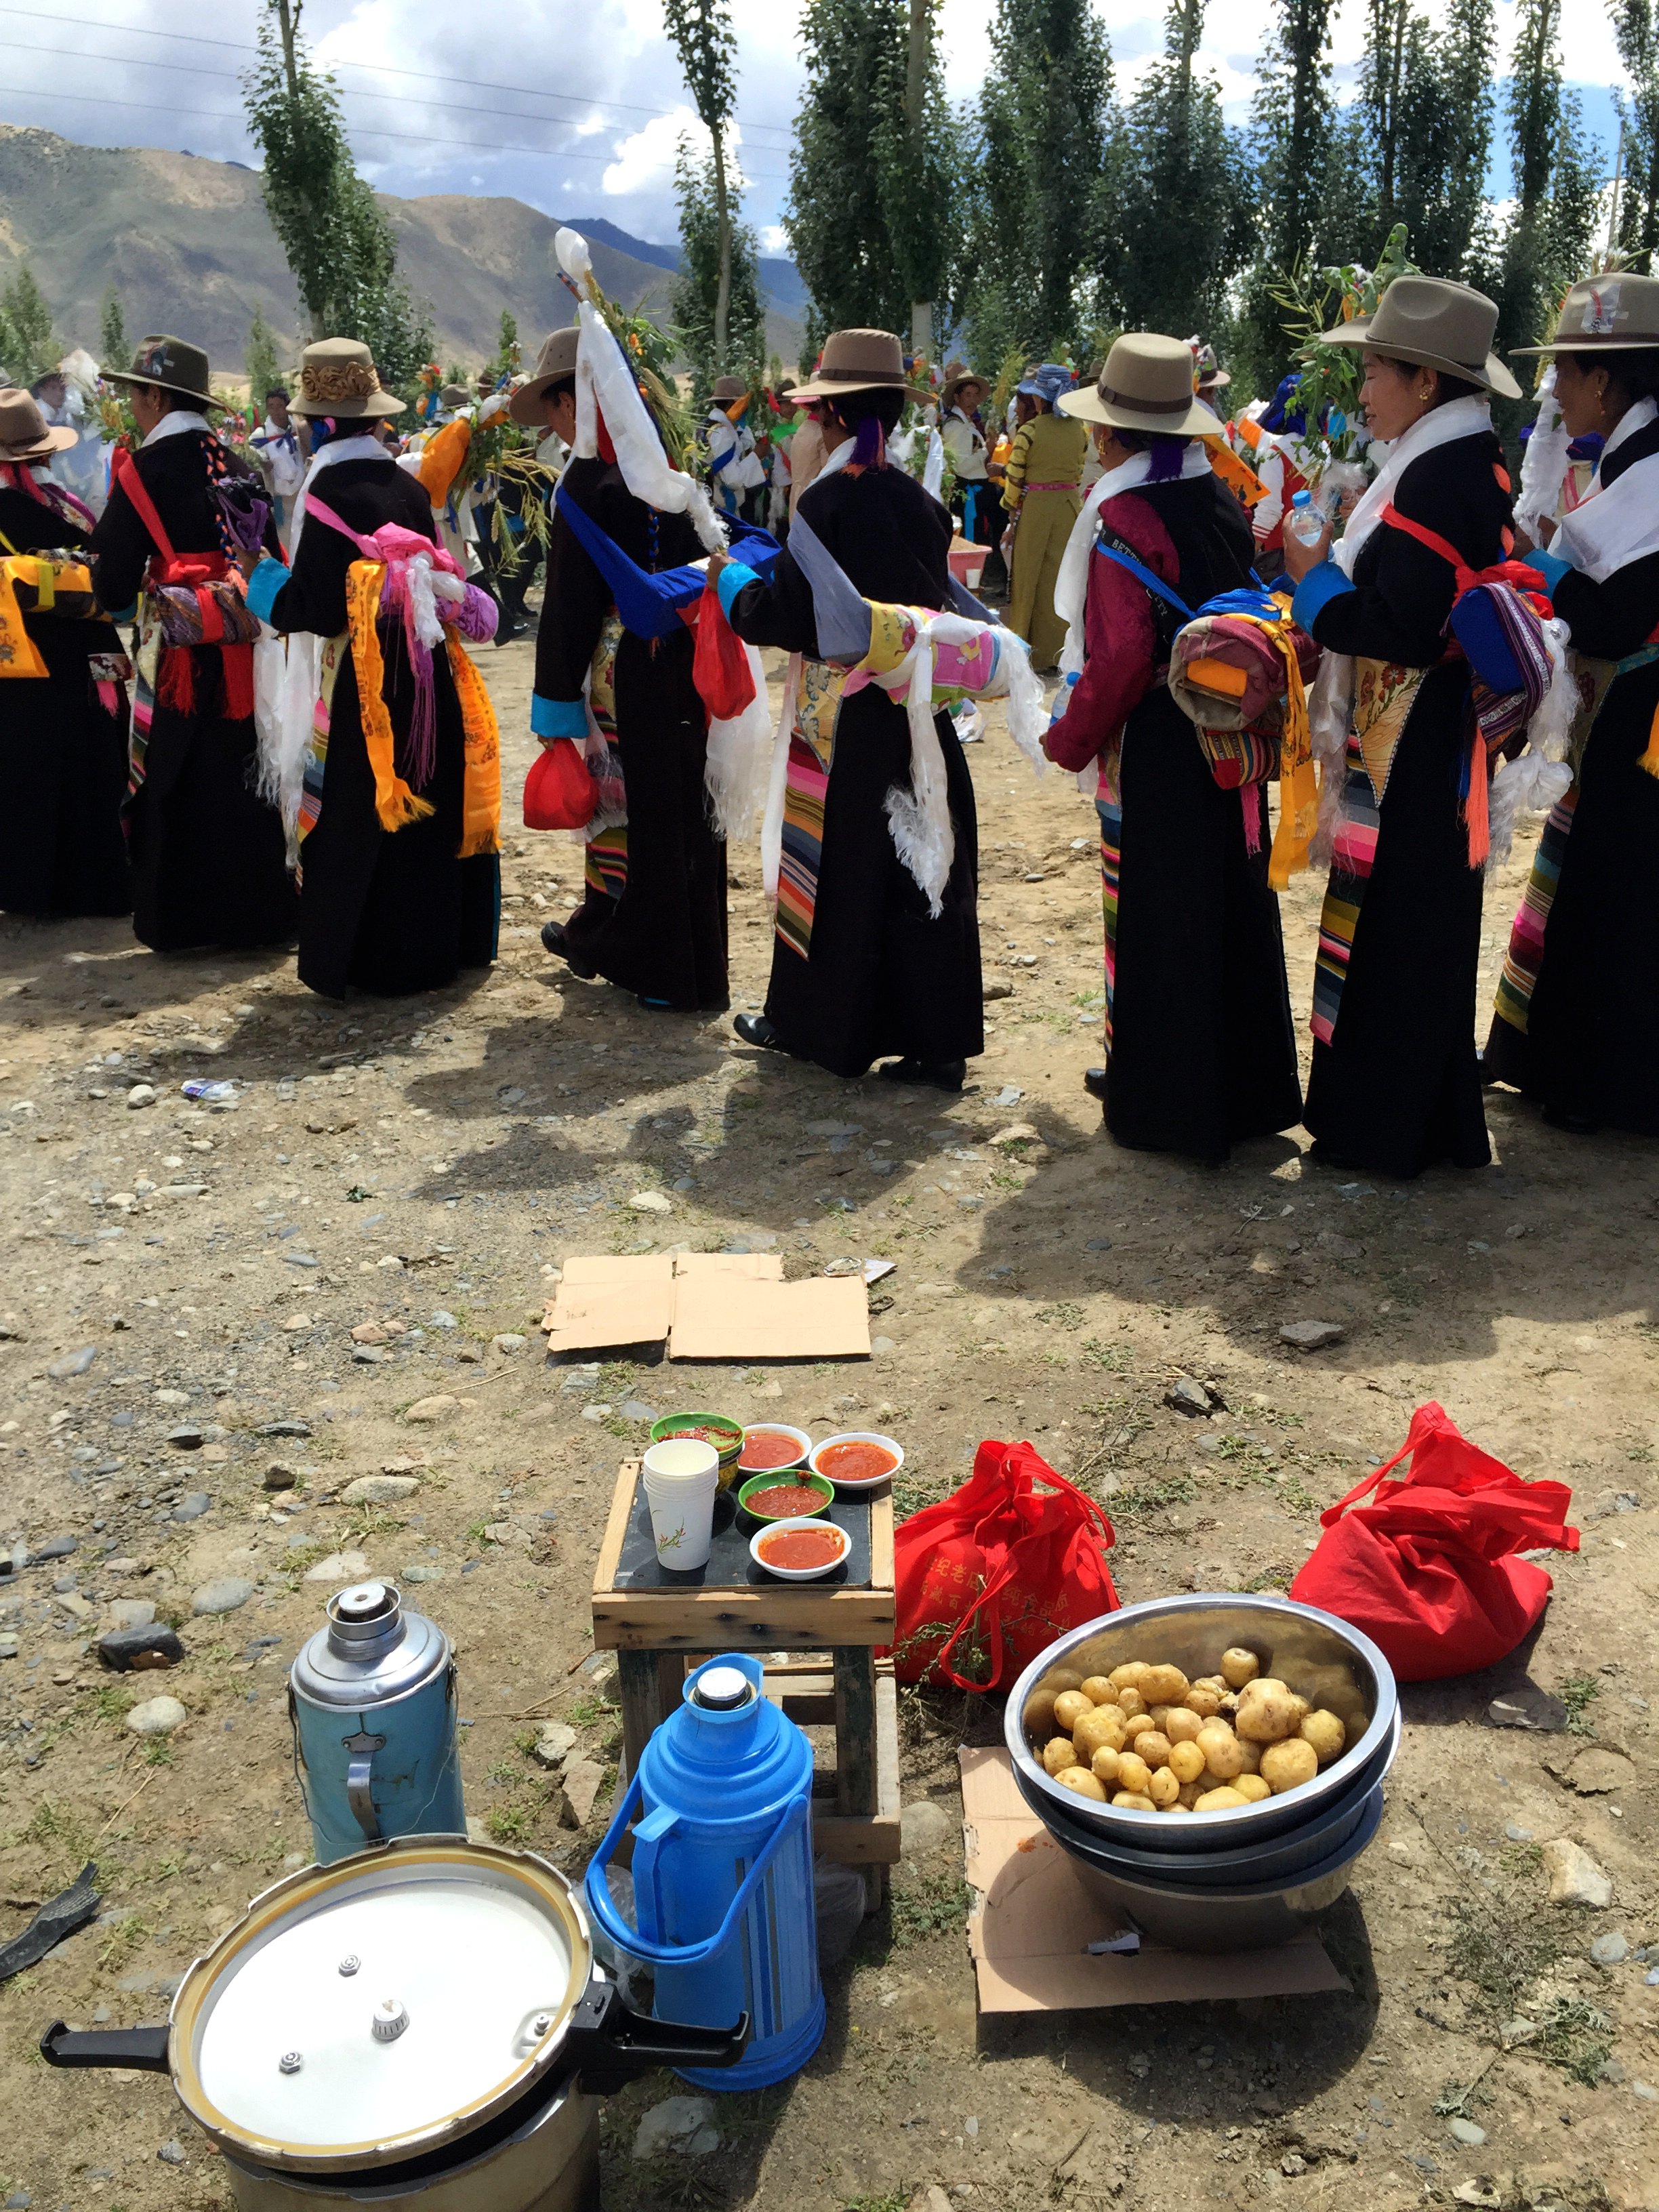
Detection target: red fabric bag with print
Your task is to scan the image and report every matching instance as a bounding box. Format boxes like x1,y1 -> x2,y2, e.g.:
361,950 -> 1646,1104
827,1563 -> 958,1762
522,738 -> 596,832
691,581 -> 756,722
1288,1401 -> 1578,1681
889,1439 -> 1118,1690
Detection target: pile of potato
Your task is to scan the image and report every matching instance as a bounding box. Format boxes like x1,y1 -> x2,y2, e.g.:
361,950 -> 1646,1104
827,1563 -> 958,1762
1026,1647 -> 1357,1814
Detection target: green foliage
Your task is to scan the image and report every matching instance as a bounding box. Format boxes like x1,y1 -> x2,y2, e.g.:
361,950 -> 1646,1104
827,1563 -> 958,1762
98,286 -> 128,373
889,1871 -> 971,1946
1558,1671 -> 1601,1734
674,140 -> 766,405
245,307 -> 283,410
1359,0 -> 1495,276
1612,1 -> 1659,262
489,310 -> 520,386
0,263 -> 58,386
1265,224 -> 1421,464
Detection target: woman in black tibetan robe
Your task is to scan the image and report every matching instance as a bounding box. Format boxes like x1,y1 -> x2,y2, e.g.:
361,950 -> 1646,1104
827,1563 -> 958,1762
712,334 -> 982,1088
533,454 -> 727,1012
1044,336 -> 1300,1162
245,354 -> 501,1001
89,339 -> 295,952
1284,280 -> 1518,1179
0,390 -> 130,916
1485,281 -> 1659,1135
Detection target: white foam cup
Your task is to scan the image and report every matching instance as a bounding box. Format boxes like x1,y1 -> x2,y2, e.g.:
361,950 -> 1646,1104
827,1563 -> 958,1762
642,1438 -> 718,1568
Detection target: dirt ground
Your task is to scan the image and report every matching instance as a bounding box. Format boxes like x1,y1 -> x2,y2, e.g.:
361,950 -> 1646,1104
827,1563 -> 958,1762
1,630 -> 1656,2212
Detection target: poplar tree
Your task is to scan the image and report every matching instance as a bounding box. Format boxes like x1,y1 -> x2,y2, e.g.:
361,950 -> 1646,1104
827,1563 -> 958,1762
98,287 -> 128,372
674,140 -> 765,404
1360,0 -> 1494,275
1488,0 -> 1602,362
245,308 -> 282,410
1610,0 -> 1659,260
663,0 -> 741,370
0,265 -> 57,386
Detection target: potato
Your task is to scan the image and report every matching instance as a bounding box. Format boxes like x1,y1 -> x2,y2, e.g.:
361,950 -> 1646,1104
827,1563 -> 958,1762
1079,1675 -> 1118,1706
1052,1689 -> 1097,1734
1147,1765 -> 1181,1807
1073,1706 -> 1128,1761
1114,1687 -> 1147,1719
1139,1664 -> 1191,1708
1111,1791 -> 1155,1811
1300,1710 -> 1347,1765
1123,1710 -> 1159,1742
1057,1765 -> 1107,1802
1260,1737 -> 1319,1794
1090,1745 -> 1123,1784
1115,1750 -> 1152,1797
1136,1731 -> 1174,1771
1025,1692 -> 1059,1741
1195,1721 -> 1244,1779
1286,1693 -> 1311,1728
1233,1736 -> 1263,1776
1193,1673 -> 1228,1694
1194,1786 -> 1248,1811
1233,1773 -> 1271,1803
1168,1739 -> 1207,1785
1176,1779 -> 1205,1808
1043,1736 -> 1080,1777
1185,1685 -> 1224,1720
1163,1706 -> 1204,1744
1221,1647 -> 1261,1689
1233,1678 -> 1298,1742
1109,1662 -> 1151,1692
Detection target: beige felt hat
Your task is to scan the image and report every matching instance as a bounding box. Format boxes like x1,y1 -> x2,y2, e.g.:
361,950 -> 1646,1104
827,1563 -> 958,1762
289,338 -> 405,419
1511,273 -> 1659,354
105,334 -> 220,409
1319,274 -> 1521,399
789,328 -> 930,405
508,327 -> 579,424
710,375 -> 748,404
0,386 -> 77,462
1060,333 -> 1223,436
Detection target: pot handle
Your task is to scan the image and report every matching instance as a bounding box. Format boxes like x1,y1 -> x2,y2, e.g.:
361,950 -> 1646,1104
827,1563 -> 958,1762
562,1974 -> 748,2094
40,2020 -> 171,2072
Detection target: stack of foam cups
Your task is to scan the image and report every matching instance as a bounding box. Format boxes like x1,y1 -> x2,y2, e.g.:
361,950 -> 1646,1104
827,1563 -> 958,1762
642,1438 -> 721,1570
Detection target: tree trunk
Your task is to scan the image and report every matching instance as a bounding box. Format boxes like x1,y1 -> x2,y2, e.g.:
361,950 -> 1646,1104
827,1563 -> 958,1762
906,0 -> 930,364
276,0 -> 328,340
712,123 -> 732,371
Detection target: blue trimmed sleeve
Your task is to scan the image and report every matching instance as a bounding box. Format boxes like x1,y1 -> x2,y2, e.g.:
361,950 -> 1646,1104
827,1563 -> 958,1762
1291,559 -> 1357,632
245,556 -> 289,628
715,560 -> 760,621
1529,547 -> 1572,596
531,693 -> 588,741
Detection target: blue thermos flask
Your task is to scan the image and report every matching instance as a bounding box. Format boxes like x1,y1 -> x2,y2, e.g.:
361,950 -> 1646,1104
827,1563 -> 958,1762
288,1580 -> 466,1864
586,1652 -> 823,2090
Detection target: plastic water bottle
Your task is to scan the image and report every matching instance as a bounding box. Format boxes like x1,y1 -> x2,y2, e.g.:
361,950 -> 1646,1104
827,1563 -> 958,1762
1288,489 -> 1328,548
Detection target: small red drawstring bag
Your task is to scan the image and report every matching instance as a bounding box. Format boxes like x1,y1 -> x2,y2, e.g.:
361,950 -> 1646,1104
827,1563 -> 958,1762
691,581 -> 755,722
1288,1402 -> 1578,1681
888,1440 -> 1118,1690
522,738 -> 597,832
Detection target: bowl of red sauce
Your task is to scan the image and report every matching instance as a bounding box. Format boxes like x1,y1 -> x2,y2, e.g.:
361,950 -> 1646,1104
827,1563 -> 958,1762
736,1469 -> 834,1523
750,1516 -> 852,1582
737,1422 -> 812,1475
808,1431 -> 904,1492
651,1410 -> 745,1487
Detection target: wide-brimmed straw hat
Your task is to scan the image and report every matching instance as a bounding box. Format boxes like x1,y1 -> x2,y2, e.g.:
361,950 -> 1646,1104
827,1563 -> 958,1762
105,334 -> 220,410
1510,274 -> 1659,354
789,328 -> 931,405
940,361 -> 985,410
1061,334 -> 1223,437
508,327 -> 579,425
289,339 -> 405,419
1318,274 -> 1521,399
0,386 -> 78,463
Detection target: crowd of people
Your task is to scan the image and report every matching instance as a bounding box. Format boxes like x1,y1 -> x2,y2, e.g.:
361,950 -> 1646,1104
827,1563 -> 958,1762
1,253 -> 1656,1189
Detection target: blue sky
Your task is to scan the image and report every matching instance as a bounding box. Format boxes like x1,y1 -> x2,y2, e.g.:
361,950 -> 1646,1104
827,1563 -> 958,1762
0,0 -> 1631,254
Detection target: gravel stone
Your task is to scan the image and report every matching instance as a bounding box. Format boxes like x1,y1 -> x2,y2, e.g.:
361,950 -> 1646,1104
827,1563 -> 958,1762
1541,1837 -> 1612,1908
191,1578 -> 255,1617
1279,1319 -> 1347,1351
126,1694 -> 186,1736
47,1346 -> 98,1378
98,1624 -> 184,1672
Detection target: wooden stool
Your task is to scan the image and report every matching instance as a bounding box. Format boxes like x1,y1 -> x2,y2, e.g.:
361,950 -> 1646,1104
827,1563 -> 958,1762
591,1462 -> 900,1903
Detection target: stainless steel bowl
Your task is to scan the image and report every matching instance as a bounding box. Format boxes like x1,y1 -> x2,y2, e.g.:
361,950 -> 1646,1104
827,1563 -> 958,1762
1004,1593 -> 1398,1853
1014,1708 -> 1400,1888
1048,1785 -> 1386,1951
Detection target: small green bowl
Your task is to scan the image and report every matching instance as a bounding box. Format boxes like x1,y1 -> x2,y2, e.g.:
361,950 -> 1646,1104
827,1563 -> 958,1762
737,1469 -> 835,1523
651,1410 -> 744,1489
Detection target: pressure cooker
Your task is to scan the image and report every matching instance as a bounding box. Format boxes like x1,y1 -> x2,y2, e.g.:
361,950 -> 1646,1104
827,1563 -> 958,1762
42,1835 -> 746,2212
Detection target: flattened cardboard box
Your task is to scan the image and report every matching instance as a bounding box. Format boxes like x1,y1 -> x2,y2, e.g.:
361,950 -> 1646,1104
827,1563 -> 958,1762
959,1748 -> 1345,2012
540,1252 -> 869,1361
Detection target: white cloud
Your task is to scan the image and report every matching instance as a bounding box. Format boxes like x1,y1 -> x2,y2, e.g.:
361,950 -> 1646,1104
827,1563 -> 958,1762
760,223 -> 788,253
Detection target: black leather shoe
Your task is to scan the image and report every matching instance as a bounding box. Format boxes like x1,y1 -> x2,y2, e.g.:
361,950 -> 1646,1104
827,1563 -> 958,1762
1083,1067 -> 1108,1103
877,1057 -> 966,1093
541,920 -> 597,979
733,1012 -> 783,1050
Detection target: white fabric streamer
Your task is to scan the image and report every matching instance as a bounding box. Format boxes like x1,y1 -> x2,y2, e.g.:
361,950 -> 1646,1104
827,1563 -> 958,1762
703,644 -> 775,843
922,426 -> 945,504
1485,612 -> 1576,870
1551,396 -> 1659,582
1052,443 -> 1211,678
760,653 -> 802,902
1514,365 -> 1572,540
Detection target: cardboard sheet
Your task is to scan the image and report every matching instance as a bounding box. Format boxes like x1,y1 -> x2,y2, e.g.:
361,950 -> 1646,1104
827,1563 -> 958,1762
668,1275 -> 870,1361
542,1256 -> 674,1355
561,1256 -> 674,1286
960,1748 -> 1347,2013
670,1253 -> 785,1280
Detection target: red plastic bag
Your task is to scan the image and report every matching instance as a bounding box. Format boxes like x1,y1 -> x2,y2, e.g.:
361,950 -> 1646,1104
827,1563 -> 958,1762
691,581 -> 756,722
889,1440 -> 1118,1690
1288,1402 -> 1578,1681
523,737 -> 596,832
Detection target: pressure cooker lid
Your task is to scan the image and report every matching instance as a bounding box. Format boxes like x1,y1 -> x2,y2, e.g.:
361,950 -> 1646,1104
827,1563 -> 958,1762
170,1840 -> 589,2172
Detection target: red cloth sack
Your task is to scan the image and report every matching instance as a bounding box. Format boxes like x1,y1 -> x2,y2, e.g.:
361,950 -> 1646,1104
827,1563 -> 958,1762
889,1440 -> 1118,1690
691,581 -> 756,722
1289,1401 -> 1578,1681
523,738 -> 597,832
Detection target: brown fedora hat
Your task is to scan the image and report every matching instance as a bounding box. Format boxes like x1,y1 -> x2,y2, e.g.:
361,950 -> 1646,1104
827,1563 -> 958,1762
1319,274 -> 1521,399
790,328 -> 930,405
289,338 -> 405,419
710,375 -> 748,405
0,386 -> 77,463
106,333 -> 220,409
508,326 -> 579,425
1060,333 -> 1223,437
1511,273 -> 1659,354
